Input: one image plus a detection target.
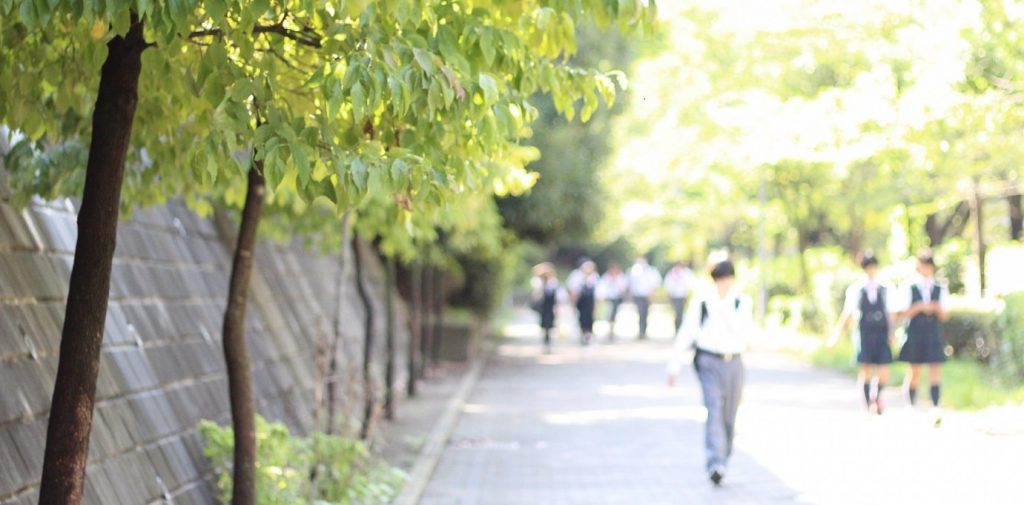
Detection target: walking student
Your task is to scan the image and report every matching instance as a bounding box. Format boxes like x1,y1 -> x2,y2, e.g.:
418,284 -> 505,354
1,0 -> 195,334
598,262 -> 628,340
530,263 -> 562,350
896,252 -> 950,424
665,260 -> 697,333
569,260 -> 600,345
667,260 -> 753,486
628,256 -> 662,339
829,254 -> 895,414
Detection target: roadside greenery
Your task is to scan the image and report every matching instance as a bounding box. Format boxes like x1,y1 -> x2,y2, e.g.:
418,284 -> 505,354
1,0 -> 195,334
200,416 -> 405,505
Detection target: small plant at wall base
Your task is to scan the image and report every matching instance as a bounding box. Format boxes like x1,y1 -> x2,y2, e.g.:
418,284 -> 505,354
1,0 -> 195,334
199,417 -> 405,505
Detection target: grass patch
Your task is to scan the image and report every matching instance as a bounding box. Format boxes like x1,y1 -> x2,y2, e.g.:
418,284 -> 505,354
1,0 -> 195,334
807,338 -> 1024,410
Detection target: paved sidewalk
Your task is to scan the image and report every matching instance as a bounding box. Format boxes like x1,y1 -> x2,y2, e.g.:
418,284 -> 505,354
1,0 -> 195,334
419,309 -> 1024,505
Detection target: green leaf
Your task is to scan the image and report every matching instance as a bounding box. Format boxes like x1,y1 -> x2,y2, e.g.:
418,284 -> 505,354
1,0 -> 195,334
351,157 -> 368,192
351,81 -> 367,122
478,74 -> 498,105
414,49 -> 435,74
206,0 -> 226,20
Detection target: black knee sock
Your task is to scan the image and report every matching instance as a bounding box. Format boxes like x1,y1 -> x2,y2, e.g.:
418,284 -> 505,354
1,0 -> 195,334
877,383 -> 885,402
930,385 -> 940,407
908,387 -> 917,406
543,329 -> 551,345
863,383 -> 872,406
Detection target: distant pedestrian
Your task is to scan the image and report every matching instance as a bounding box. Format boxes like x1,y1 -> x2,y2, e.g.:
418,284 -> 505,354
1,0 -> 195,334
895,252 -> 949,425
664,261 -> 697,333
628,256 -> 662,339
531,263 -> 563,350
568,261 -> 600,345
829,253 -> 895,414
598,262 -> 629,340
667,260 -> 753,486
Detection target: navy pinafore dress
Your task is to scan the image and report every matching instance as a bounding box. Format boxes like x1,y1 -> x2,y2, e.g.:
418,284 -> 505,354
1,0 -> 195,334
857,286 -> 892,364
898,284 -> 947,364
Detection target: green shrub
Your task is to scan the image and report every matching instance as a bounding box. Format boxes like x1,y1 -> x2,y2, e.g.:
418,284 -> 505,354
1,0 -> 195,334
935,239 -> 969,294
945,305 -> 999,363
199,416 -> 405,505
995,292 -> 1024,381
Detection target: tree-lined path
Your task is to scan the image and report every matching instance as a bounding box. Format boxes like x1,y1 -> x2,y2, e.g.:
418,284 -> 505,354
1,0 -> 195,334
419,310 -> 1022,505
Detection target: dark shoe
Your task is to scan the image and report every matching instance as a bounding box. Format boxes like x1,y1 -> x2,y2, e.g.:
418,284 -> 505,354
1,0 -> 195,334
709,467 -> 724,486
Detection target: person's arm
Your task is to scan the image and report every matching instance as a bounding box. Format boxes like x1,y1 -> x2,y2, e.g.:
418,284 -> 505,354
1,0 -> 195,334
935,285 -> 951,322
828,285 -> 857,347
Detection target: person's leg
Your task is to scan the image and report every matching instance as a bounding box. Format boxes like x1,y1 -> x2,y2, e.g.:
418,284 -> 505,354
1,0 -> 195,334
929,363 -> 942,407
858,364 -> 872,408
722,358 -> 745,463
636,297 -> 650,338
672,297 -> 685,333
906,364 -> 921,406
608,299 -> 620,339
876,365 -> 889,413
697,354 -> 728,475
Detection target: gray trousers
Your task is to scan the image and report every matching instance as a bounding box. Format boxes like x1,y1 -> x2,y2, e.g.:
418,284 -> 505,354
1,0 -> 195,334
671,296 -> 687,332
696,352 -> 744,471
634,296 -> 651,337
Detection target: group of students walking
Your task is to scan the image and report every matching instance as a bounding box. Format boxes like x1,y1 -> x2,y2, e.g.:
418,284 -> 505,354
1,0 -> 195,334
530,257 -> 697,347
828,251 -> 950,418
533,250 -> 951,488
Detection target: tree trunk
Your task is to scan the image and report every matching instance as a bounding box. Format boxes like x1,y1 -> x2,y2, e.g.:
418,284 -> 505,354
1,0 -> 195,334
353,237 -> 376,440
222,162 -> 266,505
38,18 -> 146,505
419,265 -> 433,379
407,263 -> 421,396
384,256 -> 397,420
972,180 -> 986,293
431,268 -> 444,364
326,213 -> 351,435
1009,193 -> 1023,241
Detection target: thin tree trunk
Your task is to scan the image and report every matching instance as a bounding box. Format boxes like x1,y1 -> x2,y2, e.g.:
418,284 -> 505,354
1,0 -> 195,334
419,265 -> 433,379
326,213 -> 351,435
384,256 -> 397,420
407,262 -> 421,397
432,268 -> 444,364
972,180 -> 986,293
353,237 -> 376,440
1009,194 -> 1023,241
39,18 -> 146,505
222,162 -> 266,505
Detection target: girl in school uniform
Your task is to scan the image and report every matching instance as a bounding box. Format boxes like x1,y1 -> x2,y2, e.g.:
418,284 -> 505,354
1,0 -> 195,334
531,263 -> 562,349
895,252 -> 950,423
829,254 -> 896,414
569,261 -> 600,345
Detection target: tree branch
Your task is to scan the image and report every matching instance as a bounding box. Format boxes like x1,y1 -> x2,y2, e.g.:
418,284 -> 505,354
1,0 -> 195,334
189,23 -> 322,48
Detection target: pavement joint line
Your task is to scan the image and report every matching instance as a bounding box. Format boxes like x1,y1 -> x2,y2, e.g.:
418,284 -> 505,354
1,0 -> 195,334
391,340 -> 494,505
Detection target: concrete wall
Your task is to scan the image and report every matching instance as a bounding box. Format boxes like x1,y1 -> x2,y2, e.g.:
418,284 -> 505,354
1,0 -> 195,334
0,180 -> 410,504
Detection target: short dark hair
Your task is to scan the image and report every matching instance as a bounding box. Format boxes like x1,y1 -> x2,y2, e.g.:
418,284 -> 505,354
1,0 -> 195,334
710,260 -> 735,280
860,254 -> 879,269
917,253 -> 936,267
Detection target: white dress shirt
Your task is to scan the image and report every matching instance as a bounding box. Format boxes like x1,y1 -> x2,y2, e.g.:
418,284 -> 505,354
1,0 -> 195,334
841,277 -> 895,317
597,272 -> 628,300
628,264 -> 662,297
664,267 -> 696,299
667,289 -> 754,375
893,276 -> 949,313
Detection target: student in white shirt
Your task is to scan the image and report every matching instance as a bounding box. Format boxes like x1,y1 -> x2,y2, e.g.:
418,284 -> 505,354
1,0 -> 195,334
894,252 -> 950,421
597,262 -> 628,340
828,254 -> 896,414
628,256 -> 662,339
666,260 -> 753,486
664,261 -> 697,333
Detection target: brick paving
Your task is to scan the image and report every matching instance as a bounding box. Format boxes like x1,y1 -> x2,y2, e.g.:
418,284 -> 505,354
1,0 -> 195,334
419,307 -> 1024,505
